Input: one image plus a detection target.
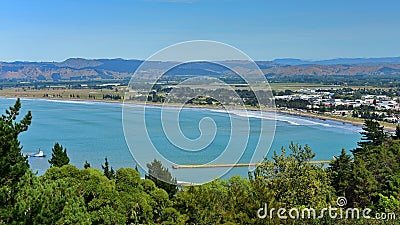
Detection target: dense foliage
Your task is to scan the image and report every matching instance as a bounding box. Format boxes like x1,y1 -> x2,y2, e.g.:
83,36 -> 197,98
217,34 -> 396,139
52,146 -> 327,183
1,99 -> 400,224
0,99 -> 31,223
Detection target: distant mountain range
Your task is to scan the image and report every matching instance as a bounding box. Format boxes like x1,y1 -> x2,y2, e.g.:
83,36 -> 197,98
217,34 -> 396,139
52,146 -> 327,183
272,57 -> 400,65
1,57 -> 400,81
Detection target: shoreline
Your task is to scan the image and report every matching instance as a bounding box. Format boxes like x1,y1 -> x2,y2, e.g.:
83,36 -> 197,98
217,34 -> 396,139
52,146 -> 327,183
2,95 -> 394,131
277,110 -> 364,127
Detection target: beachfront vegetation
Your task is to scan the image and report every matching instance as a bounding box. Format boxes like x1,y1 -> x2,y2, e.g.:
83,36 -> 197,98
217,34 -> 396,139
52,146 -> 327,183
1,99 -> 400,224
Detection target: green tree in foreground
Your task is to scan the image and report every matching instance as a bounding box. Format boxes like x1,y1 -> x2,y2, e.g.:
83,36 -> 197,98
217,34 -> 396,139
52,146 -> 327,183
12,170 -> 90,224
355,119 -> 386,153
146,159 -> 178,198
328,148 -> 353,199
352,157 -> 378,208
84,160 -> 91,169
48,142 -> 69,167
102,157 -> 115,179
0,98 -> 32,222
3,99 -> 400,225
0,98 -> 32,186
251,142 -> 334,210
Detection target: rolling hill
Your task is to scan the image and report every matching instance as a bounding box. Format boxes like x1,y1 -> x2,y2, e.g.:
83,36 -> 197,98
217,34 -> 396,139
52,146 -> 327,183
1,57 -> 400,81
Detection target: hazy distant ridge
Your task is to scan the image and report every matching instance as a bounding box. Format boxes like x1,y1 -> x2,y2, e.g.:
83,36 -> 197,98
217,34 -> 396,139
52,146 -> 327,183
273,57 -> 400,65
1,57 -> 400,81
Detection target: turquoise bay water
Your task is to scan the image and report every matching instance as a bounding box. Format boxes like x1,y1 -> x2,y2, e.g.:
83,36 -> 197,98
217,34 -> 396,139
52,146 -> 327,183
0,98 -> 361,179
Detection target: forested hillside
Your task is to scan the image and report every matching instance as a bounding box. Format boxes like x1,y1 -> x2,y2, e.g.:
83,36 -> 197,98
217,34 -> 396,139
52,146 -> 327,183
2,58 -> 400,81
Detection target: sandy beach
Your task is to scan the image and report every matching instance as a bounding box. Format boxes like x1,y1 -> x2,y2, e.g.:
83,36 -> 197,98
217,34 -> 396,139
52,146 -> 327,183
1,90 -> 396,132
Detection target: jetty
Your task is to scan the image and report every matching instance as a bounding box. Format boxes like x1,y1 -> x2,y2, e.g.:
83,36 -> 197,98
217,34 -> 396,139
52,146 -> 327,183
172,160 -> 331,169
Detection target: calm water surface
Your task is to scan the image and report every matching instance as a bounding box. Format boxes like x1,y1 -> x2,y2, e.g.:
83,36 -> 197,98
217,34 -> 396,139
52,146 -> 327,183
0,98 -> 361,179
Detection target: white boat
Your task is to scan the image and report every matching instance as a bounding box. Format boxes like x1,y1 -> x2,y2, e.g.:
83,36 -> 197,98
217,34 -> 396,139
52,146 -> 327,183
30,150 -> 46,157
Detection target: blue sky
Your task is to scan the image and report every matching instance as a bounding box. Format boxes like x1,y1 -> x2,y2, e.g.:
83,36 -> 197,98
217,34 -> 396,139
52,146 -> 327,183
1,0 -> 400,61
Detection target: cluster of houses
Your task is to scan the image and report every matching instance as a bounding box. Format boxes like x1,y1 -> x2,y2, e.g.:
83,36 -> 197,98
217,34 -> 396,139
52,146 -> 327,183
275,88 -> 400,123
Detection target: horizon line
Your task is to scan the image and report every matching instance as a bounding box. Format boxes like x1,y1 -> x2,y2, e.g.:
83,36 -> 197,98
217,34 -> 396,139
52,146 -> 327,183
1,55 -> 400,63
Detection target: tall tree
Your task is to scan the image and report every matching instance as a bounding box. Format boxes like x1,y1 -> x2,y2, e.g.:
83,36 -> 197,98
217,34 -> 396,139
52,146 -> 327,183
0,99 -> 32,221
0,98 -> 32,186
328,148 -> 353,198
102,157 -> 115,179
146,159 -> 177,198
83,161 -> 91,169
352,158 -> 378,208
354,119 -> 386,154
48,142 -> 69,167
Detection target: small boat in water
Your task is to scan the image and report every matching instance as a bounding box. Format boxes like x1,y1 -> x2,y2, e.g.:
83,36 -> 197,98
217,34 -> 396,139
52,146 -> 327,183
30,150 -> 46,157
